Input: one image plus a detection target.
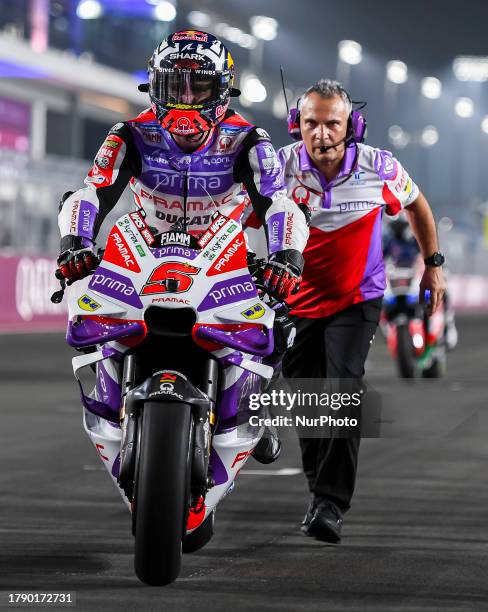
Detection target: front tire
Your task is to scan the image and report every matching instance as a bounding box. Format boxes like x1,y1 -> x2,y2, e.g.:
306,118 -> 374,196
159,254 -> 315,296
396,324 -> 415,378
134,401 -> 192,586
422,351 -> 446,378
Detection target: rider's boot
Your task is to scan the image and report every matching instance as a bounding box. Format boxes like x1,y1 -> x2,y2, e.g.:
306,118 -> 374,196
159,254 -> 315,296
252,421 -> 282,464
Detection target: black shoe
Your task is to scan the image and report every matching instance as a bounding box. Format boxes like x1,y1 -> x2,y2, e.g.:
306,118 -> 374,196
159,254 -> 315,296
252,427 -> 281,464
300,497 -> 317,535
308,502 -> 343,543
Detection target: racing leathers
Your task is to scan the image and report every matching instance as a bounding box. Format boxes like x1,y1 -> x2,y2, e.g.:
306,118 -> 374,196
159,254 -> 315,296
57,107 -> 309,465
383,233 -> 420,267
57,108 -> 309,299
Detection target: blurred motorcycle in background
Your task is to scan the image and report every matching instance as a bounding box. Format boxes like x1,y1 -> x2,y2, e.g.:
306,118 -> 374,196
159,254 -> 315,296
381,217 -> 457,378
380,260 -> 447,378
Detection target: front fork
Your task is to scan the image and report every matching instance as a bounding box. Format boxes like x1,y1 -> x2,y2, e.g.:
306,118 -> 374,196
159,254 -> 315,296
118,357 -> 218,506
118,354 -> 137,500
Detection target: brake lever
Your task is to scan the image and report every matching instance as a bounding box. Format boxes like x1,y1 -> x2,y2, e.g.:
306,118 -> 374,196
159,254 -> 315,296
247,257 -> 267,278
253,280 -> 289,311
51,274 -> 66,304
50,252 -> 102,304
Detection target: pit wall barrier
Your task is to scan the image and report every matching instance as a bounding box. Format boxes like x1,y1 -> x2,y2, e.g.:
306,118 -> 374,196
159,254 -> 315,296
0,255 -> 67,333
0,255 -> 487,333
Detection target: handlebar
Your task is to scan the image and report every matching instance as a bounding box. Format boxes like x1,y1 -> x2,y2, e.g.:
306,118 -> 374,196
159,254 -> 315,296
51,251 -> 289,312
51,250 -> 103,304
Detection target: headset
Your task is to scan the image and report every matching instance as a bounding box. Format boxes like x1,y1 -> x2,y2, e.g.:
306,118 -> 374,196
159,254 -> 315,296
281,67 -> 367,146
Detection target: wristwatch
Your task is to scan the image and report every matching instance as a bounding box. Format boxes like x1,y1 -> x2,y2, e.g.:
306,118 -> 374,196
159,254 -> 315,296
424,251 -> 445,267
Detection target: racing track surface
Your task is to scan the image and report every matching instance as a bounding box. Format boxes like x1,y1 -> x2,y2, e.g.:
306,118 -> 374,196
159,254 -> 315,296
1,316 -> 487,611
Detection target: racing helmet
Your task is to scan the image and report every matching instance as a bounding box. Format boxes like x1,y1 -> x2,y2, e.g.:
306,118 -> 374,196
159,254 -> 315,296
144,30 -> 240,136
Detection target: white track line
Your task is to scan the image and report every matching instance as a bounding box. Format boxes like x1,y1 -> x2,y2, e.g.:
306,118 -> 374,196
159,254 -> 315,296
240,468 -> 302,476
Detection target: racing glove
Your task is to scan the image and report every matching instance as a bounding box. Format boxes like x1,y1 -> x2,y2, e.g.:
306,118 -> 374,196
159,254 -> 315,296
57,235 -> 98,282
261,249 -> 304,301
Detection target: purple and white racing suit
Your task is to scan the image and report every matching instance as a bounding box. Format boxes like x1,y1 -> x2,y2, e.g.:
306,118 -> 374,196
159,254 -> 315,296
57,107 -> 309,418
58,107 -> 308,254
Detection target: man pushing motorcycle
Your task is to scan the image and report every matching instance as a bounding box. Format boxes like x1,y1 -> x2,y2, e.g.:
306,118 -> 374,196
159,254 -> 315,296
56,30 -> 309,463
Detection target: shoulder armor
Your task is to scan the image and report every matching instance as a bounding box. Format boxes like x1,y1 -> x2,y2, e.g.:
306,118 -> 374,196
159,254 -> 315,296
240,126 -> 272,154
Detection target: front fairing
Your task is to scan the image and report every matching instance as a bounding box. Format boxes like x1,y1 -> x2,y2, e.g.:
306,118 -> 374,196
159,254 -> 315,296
65,211 -> 275,356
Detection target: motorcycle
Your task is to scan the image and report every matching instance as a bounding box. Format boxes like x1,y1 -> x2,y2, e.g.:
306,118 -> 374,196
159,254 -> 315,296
51,209 -> 289,586
380,260 -> 446,378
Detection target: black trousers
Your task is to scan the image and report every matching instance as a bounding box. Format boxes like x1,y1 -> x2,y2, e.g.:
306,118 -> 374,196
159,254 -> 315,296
282,298 -> 382,513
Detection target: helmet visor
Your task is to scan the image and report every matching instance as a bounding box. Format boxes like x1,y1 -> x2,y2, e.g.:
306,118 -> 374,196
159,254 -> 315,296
149,71 -> 227,107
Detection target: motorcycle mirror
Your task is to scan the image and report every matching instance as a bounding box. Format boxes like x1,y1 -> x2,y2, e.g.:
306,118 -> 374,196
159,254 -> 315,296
51,287 -> 65,304
51,274 -> 66,303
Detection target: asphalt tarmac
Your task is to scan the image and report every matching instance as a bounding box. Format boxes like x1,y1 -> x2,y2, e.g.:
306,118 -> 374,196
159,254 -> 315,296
0,316 -> 487,611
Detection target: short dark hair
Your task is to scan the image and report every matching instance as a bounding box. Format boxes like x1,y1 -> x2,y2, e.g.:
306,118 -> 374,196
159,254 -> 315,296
300,79 -> 352,113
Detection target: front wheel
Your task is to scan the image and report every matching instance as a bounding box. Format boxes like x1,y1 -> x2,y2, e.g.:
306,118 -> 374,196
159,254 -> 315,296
134,401 -> 192,586
396,324 -> 415,378
422,350 -> 446,378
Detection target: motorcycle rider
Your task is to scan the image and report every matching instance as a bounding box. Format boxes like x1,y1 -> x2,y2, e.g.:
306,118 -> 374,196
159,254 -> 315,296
383,217 -> 422,267
276,79 -> 446,543
56,30 -> 309,462
383,216 -> 458,349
